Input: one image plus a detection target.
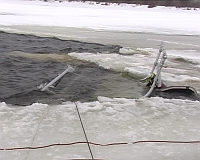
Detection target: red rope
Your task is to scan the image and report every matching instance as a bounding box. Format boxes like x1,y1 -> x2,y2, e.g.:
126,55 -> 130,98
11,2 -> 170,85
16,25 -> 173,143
0,140 -> 200,151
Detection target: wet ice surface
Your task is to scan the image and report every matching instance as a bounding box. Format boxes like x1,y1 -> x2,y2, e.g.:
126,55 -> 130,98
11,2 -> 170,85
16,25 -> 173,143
1,97 -> 200,160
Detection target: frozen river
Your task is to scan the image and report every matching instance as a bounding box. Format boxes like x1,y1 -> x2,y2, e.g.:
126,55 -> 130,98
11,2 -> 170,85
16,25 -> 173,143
0,0 -> 200,159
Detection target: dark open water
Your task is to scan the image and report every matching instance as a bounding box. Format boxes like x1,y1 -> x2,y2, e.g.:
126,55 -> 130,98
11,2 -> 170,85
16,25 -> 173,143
0,31 -> 142,106
1,31 -> 198,105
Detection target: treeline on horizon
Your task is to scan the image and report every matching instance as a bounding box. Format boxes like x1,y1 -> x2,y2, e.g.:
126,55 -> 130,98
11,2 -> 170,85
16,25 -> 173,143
54,0 -> 200,8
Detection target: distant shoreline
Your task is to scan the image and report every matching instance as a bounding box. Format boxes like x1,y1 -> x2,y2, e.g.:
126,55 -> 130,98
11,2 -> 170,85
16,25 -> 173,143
49,0 -> 200,8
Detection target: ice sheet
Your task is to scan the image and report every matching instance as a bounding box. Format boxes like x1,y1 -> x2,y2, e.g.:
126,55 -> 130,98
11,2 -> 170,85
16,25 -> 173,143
1,98 -> 200,159
0,0 -> 200,35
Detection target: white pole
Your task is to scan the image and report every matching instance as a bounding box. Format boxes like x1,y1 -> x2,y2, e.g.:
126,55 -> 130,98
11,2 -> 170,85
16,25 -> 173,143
41,65 -> 74,91
142,43 -> 167,98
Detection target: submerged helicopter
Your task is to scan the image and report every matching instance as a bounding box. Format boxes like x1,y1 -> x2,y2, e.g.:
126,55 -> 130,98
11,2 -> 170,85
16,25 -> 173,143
37,43 -> 199,101
141,43 -> 199,101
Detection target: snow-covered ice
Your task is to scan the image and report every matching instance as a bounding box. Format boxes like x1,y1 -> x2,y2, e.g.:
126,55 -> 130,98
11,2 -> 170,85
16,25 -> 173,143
0,0 -> 200,35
